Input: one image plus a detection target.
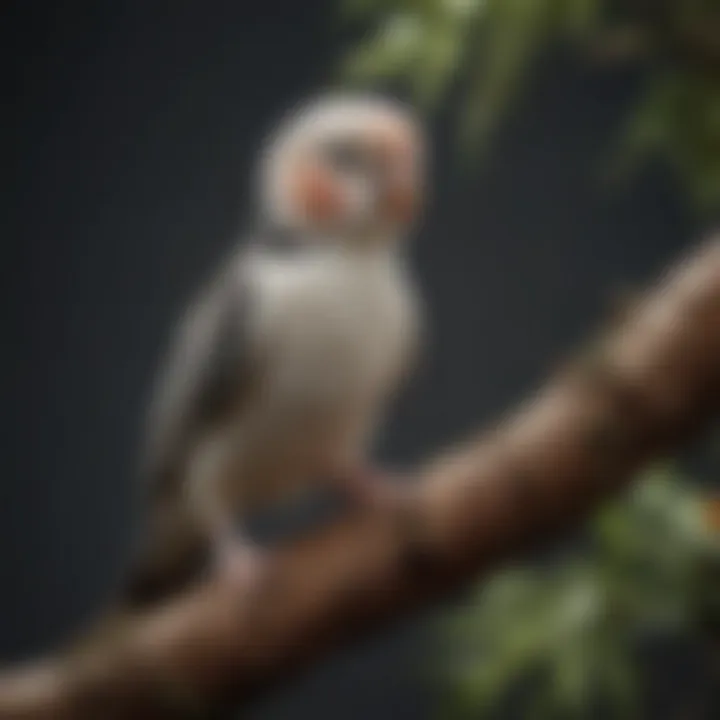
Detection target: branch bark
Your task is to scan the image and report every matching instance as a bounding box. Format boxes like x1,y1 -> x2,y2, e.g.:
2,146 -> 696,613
3,236 -> 720,719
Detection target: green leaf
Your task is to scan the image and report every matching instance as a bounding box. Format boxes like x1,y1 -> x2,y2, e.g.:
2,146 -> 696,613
457,0 -> 556,154
438,463 -> 720,719
553,642 -> 593,716
559,0 -> 601,38
595,636 -> 640,719
341,14 -> 425,86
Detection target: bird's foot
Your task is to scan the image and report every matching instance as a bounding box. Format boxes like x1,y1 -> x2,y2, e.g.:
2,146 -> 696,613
211,536 -> 267,593
339,463 -> 433,568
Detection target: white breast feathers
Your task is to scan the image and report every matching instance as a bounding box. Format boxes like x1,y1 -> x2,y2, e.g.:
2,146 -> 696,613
247,245 -> 420,410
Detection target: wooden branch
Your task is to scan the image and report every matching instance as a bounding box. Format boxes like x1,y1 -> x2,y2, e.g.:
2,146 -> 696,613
3,236 -> 720,719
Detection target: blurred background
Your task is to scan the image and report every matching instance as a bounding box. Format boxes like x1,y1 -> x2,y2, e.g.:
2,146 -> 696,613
2,1 -> 719,718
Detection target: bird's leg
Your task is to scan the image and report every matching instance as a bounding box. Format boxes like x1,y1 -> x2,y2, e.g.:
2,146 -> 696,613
187,435 -> 266,592
208,514 -> 266,591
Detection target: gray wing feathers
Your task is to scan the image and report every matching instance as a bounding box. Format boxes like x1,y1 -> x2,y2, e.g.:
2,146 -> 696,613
141,253 -> 257,491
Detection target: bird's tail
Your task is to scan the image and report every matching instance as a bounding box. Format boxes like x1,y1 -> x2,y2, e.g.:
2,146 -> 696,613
116,499 -> 212,611
61,513 -> 206,672
45,487 -> 214,680
64,500 -> 212,662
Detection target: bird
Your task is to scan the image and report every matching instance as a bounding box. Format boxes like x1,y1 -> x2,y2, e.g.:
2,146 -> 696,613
119,92 -> 429,609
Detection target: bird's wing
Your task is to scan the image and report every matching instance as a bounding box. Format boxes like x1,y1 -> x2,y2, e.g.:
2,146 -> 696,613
394,264 -> 427,392
140,249 -> 261,494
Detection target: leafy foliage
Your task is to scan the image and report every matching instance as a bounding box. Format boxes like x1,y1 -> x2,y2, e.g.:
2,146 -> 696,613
438,465 -> 720,718
340,0 -> 720,210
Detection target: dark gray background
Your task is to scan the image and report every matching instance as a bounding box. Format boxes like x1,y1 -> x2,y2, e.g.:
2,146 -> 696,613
2,1 -> 704,718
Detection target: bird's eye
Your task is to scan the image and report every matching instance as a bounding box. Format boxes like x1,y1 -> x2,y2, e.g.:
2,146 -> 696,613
323,141 -> 365,172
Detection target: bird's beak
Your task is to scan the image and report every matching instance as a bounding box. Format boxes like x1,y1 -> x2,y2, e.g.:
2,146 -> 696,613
379,178 -> 418,225
370,131 -> 421,227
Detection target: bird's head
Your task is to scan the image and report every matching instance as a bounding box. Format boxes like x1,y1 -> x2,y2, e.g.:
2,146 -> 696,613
257,93 -> 427,246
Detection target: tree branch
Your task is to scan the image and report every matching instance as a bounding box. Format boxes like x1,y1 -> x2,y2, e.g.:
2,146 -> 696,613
3,236 -> 720,719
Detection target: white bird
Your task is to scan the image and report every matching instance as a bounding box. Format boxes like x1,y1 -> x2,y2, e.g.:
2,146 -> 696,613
121,92 -> 428,607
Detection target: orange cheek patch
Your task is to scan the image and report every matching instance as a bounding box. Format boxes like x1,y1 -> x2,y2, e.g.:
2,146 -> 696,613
291,163 -> 345,226
369,123 -> 421,224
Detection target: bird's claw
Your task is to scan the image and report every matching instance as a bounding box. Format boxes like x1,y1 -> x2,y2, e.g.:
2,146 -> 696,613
212,540 -> 267,593
340,465 -> 433,565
